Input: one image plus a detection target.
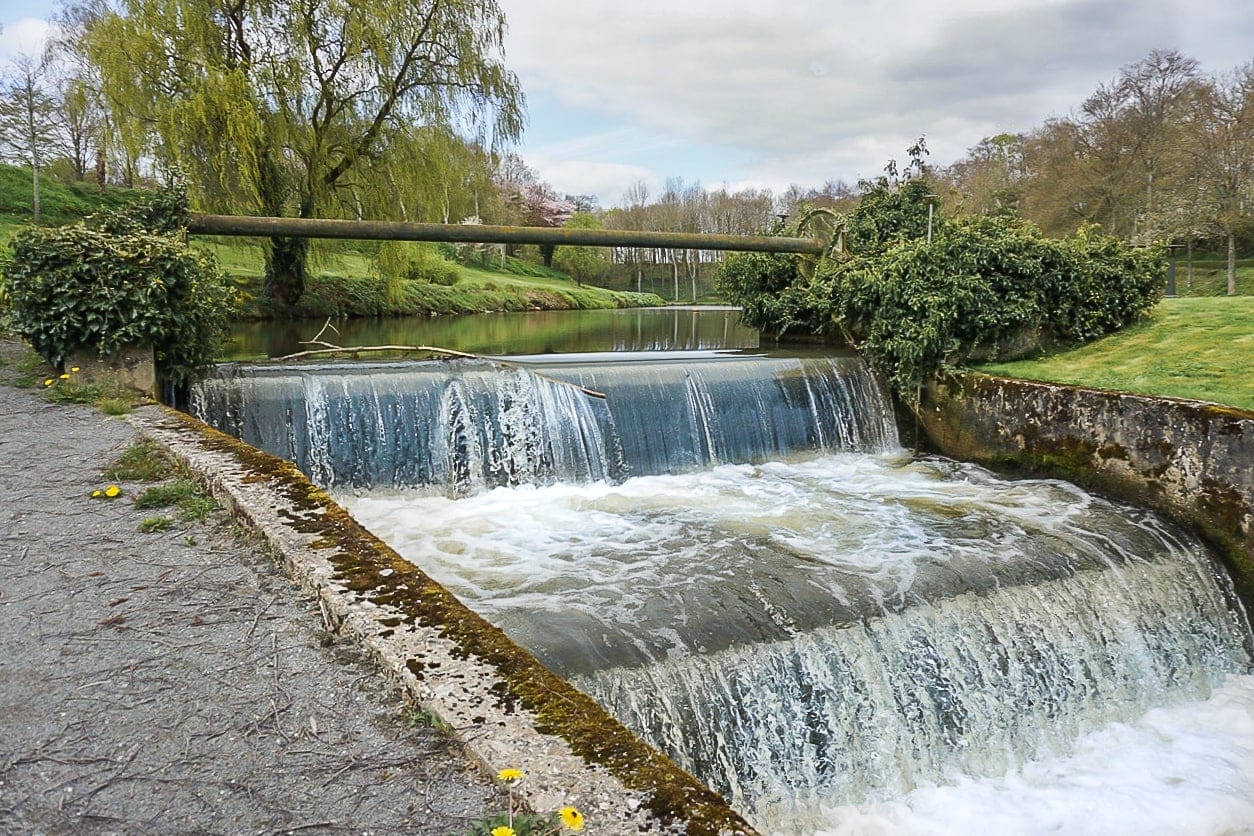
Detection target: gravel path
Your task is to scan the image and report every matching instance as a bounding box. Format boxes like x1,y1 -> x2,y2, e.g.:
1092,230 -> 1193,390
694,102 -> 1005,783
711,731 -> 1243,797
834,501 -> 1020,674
0,342 -> 505,834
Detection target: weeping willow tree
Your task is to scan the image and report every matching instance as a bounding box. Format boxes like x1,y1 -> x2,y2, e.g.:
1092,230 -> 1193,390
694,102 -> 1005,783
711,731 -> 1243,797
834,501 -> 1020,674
80,0 -> 524,309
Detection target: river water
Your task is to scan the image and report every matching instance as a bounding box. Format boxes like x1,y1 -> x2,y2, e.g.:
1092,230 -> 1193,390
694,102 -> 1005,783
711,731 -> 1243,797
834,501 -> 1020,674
195,310 -> 1254,835
223,307 -> 757,360
342,454 -> 1254,835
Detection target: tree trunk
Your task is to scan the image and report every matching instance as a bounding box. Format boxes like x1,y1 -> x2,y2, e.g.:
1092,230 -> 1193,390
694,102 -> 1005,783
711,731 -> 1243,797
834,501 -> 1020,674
1228,233 -> 1237,296
95,146 -> 106,194
264,236 -> 310,311
1185,239 -> 1193,288
671,255 -> 679,302
26,96 -> 40,223
30,160 -> 40,224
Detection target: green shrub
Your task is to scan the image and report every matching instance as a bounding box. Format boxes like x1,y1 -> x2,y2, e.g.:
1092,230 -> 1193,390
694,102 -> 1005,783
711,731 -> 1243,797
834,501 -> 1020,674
615,291 -> 665,308
415,256 -> 460,286
3,183 -> 235,385
720,195 -> 1164,400
374,241 -> 461,298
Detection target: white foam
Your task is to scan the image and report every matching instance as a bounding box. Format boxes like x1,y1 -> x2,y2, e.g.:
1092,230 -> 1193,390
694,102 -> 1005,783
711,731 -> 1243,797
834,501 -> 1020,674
341,453 -> 1184,624
340,453 -> 1254,833
809,674 -> 1254,836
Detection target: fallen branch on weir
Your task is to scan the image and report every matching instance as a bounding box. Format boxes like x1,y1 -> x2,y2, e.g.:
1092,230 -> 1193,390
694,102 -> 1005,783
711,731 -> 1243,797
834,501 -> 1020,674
267,319 -> 608,400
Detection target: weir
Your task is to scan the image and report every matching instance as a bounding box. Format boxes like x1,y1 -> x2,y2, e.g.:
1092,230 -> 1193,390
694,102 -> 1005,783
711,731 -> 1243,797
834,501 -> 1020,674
191,351 -> 897,493
191,351 -> 1254,834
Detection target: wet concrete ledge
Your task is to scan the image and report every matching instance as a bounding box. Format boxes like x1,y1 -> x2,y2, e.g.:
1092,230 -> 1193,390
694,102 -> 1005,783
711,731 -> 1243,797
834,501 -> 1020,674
919,373 -> 1254,606
133,404 -> 756,836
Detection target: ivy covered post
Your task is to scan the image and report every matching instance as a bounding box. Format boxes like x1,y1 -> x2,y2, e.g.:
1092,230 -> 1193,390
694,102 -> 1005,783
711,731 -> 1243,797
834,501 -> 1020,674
2,183 -> 235,398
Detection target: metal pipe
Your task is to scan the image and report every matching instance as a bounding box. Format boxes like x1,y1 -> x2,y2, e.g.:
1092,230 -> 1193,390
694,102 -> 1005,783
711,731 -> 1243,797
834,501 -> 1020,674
187,214 -> 826,255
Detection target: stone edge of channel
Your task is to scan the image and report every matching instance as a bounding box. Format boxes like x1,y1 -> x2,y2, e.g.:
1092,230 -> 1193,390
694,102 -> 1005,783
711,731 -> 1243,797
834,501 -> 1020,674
131,403 -> 758,836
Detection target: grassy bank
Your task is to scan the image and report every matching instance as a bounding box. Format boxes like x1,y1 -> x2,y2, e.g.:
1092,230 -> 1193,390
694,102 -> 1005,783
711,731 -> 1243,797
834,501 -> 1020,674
1169,257 -> 1254,297
976,297 -> 1254,411
257,264 -> 663,318
0,163 -> 664,316
0,166 -> 143,229
199,238 -> 662,317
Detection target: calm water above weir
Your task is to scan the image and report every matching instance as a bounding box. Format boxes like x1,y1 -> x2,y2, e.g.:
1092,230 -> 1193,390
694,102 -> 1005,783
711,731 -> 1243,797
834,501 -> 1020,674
192,338 -> 1254,835
223,306 -> 757,360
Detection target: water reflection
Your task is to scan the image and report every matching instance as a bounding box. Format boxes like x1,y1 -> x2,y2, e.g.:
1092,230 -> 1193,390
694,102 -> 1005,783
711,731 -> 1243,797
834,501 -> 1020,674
223,307 -> 758,360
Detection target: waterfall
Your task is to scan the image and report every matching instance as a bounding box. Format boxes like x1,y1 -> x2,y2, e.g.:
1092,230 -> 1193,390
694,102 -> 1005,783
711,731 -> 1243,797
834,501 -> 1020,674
196,348 -> 1254,833
574,541 -> 1250,830
343,451 -> 1254,834
190,352 -> 898,492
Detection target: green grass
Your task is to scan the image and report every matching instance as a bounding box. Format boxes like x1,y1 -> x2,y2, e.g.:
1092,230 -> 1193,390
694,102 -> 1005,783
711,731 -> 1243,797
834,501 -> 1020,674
1170,257 -> 1254,297
134,478 -> 217,522
0,214 -> 25,247
977,297 -> 1254,410
103,440 -> 176,483
0,164 -> 141,230
104,442 -> 219,527
9,351 -> 146,412
214,243 -> 663,319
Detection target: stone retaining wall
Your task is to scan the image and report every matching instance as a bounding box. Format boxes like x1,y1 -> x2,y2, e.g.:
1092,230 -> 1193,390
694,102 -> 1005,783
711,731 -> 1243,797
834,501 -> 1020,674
135,405 -> 756,836
918,373 -> 1254,605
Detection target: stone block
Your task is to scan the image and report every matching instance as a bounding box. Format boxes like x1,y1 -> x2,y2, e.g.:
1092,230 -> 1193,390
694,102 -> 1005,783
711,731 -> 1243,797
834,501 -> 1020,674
69,344 -> 156,398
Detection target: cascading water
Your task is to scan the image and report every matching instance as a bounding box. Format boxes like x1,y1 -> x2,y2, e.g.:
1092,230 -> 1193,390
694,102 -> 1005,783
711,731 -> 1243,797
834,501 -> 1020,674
191,351 -> 1254,834
191,352 -> 897,492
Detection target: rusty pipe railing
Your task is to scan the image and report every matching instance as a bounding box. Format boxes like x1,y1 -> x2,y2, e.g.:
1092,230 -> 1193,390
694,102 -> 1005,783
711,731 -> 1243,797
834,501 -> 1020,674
187,214 -> 825,255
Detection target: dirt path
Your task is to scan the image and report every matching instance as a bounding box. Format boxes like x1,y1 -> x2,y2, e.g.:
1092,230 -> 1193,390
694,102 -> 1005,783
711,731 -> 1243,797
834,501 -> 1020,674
0,342 -> 505,834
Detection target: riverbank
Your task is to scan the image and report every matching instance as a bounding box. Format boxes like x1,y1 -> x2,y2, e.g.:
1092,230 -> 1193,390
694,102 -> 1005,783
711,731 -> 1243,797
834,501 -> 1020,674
0,337 -> 755,835
0,340 -> 508,833
974,296 -> 1254,410
223,258 -> 664,320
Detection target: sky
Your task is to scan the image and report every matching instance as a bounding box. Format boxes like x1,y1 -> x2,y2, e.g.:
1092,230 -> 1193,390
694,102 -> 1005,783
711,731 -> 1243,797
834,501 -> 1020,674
3,0 -> 1252,208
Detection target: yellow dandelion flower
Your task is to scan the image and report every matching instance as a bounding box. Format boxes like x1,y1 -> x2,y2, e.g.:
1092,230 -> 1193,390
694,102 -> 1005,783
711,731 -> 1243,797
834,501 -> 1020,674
104,485 -> 122,498
44,378 -> 53,386
558,806 -> 585,831
91,490 -> 102,498
70,367 -> 80,373
59,373 -> 70,380
490,827 -> 515,836
496,767 -> 524,783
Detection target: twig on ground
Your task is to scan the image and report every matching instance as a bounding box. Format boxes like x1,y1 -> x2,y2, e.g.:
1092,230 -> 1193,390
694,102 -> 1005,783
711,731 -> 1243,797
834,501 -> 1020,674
247,595 -> 279,639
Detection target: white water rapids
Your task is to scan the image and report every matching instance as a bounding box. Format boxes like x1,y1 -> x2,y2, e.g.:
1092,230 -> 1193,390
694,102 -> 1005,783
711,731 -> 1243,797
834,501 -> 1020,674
341,452 -> 1254,835
192,352 -> 1253,833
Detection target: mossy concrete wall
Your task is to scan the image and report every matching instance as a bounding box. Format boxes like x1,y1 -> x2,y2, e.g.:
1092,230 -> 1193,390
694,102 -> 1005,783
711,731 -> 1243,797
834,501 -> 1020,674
918,373 -> 1254,606
70,344 -> 156,397
135,405 -> 757,836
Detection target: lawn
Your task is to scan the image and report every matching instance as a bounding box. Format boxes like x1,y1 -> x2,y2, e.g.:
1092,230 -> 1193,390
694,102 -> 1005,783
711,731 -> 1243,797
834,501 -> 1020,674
5,216 -> 662,317
1169,257 -> 1254,297
977,297 -> 1254,411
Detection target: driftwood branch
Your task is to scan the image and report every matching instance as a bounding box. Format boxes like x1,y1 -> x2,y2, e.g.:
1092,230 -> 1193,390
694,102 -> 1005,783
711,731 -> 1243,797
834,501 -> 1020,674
271,325 -> 607,399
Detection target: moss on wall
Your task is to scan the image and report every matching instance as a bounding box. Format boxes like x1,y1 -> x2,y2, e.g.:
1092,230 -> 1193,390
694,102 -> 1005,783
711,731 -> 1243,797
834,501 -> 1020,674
918,373 -> 1254,609
151,406 -> 756,836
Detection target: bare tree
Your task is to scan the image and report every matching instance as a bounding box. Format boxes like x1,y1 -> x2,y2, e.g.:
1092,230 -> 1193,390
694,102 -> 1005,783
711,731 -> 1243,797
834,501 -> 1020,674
1182,62 -> 1254,294
0,52 -> 57,222
1116,49 -> 1202,241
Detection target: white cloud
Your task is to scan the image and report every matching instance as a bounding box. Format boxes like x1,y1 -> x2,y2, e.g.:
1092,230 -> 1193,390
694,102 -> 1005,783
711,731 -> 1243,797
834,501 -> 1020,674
500,0 -> 1254,203
0,17 -> 54,63
525,155 -> 660,208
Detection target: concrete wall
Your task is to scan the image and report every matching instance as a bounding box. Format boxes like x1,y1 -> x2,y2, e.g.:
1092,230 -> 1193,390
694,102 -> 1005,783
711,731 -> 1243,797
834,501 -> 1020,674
917,373 -> 1254,605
